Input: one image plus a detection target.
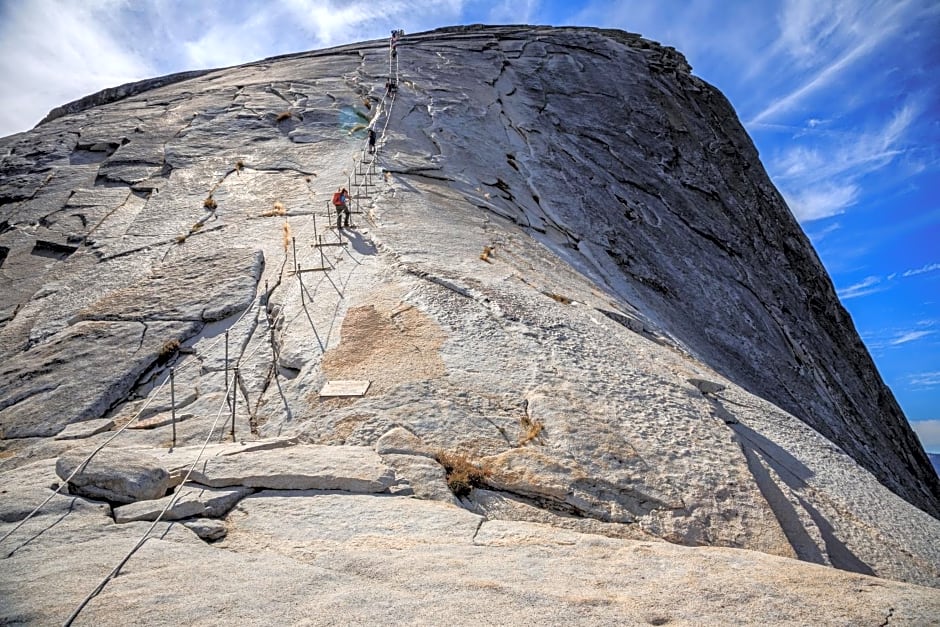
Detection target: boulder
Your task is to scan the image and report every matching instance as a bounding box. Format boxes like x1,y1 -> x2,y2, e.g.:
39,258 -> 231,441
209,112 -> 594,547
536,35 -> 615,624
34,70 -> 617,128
381,453 -> 459,505
375,426 -> 432,457
55,448 -> 170,504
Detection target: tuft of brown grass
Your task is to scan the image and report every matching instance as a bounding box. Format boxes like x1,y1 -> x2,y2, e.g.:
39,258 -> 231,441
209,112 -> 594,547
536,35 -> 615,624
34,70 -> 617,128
275,110 -> 292,123
189,222 -> 203,233
261,201 -> 286,217
158,339 -> 181,363
282,221 -> 292,251
518,414 -> 543,446
175,234 -> 187,244
435,450 -> 490,497
543,291 -> 572,305
235,159 -> 244,172
204,196 -> 217,210
479,245 -> 494,263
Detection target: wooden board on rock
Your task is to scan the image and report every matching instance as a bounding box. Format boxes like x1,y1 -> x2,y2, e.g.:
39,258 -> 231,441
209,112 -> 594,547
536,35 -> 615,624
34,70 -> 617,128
319,380 -> 371,397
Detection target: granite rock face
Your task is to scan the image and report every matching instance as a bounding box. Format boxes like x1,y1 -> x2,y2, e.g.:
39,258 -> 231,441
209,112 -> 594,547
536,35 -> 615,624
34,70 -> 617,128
1,24 -> 939,623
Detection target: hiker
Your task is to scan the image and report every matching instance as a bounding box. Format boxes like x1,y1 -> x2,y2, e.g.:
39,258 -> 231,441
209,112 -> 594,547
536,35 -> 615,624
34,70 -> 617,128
368,128 -> 377,154
385,79 -> 397,95
332,187 -> 350,229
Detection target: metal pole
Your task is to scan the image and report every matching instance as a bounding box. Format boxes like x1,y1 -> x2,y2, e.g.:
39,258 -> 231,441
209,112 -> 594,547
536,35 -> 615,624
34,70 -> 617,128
231,366 -> 238,441
270,325 -> 277,363
327,200 -> 333,227
292,237 -> 298,271
319,235 -> 325,267
299,267 -> 304,306
264,280 -> 269,306
224,331 -> 229,384
170,368 -> 176,448
312,212 -> 317,237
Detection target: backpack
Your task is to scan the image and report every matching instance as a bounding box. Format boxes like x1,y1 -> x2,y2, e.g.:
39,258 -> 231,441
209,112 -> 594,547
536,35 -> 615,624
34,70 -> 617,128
332,192 -> 342,205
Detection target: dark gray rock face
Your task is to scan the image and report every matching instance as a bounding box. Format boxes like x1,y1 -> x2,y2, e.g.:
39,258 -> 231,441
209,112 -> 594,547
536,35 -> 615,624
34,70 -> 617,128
1,26 -> 939,620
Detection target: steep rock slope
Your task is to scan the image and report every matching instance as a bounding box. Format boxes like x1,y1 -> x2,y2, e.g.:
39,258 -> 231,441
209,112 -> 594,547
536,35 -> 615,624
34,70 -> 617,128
1,25 -> 939,623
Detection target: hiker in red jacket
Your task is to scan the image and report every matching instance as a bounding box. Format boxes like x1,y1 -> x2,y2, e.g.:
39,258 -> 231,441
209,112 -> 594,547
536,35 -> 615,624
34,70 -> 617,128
332,187 -> 350,230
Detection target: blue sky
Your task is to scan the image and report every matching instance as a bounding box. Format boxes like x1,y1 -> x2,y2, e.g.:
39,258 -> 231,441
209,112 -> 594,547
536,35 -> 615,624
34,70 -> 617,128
0,0 -> 937,451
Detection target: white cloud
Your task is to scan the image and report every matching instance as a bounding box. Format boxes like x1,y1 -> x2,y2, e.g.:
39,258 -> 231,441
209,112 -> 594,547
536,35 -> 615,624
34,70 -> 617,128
911,419 -> 940,452
837,275 -> 883,300
785,183 -> 859,221
890,330 -> 934,345
903,262 -> 940,278
0,0 -> 154,136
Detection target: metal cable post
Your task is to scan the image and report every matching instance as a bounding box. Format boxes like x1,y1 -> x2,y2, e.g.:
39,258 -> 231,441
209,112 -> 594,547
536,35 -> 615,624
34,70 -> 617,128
170,368 -> 176,449
231,366 -> 238,441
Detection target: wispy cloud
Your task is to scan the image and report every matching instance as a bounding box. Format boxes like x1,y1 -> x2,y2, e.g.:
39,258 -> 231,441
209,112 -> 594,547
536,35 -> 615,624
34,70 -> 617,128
750,0 -> 916,124
837,275 -> 884,300
903,262 -> 940,278
806,221 -> 841,244
772,99 -> 922,222
891,330 -> 934,345
784,183 -> 859,221
909,373 -> 940,388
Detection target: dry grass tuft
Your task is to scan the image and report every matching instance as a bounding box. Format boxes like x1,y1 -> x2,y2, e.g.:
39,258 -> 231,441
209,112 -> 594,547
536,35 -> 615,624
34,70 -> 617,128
158,339 -> 181,363
189,222 -> 203,233
275,110 -> 292,123
282,221 -> 292,251
261,201 -> 286,217
235,159 -> 244,171
435,450 -> 490,497
518,414 -> 544,446
543,291 -> 572,305
362,97 -> 372,110
175,234 -> 188,244
203,196 -> 217,210
479,245 -> 494,263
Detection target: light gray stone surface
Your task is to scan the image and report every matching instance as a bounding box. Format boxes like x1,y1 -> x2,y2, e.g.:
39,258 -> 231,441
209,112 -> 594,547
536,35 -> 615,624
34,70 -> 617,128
55,448 -> 170,504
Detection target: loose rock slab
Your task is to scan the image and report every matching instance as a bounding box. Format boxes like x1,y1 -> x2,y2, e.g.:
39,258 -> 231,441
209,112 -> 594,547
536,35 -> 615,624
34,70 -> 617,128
113,484 -> 252,523
53,418 -> 114,440
183,444 -> 396,493
55,448 -> 170,504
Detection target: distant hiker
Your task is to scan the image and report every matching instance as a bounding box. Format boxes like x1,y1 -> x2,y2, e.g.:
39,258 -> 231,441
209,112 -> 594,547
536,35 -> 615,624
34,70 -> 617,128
385,79 -> 397,95
368,128 -> 377,154
333,187 -> 350,229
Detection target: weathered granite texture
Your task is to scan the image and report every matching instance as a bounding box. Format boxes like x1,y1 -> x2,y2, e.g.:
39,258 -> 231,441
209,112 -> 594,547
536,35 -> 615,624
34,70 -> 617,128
1,24 -> 939,624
